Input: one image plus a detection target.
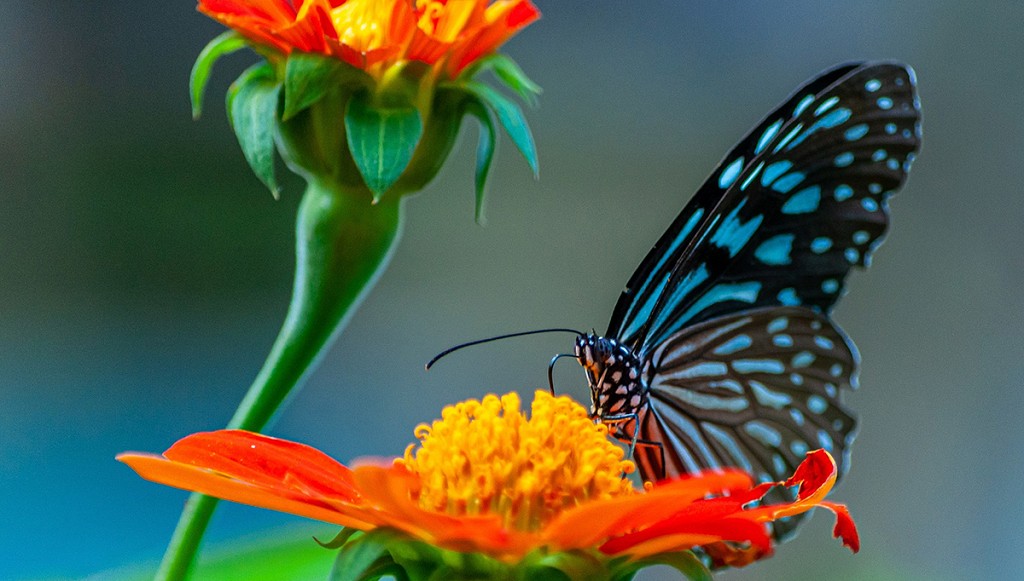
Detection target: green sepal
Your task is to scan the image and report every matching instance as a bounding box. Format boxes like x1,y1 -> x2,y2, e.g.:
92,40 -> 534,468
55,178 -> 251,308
283,52 -> 371,120
228,62 -> 282,197
344,92 -> 424,201
608,551 -> 712,581
462,81 -> 539,177
465,53 -> 542,107
190,31 -> 247,120
524,550 -> 610,581
315,527 -> 363,549
465,101 -> 497,224
328,530 -> 398,581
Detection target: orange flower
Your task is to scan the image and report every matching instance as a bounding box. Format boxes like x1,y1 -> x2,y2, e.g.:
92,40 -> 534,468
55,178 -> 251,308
197,0 -> 540,77
118,392 -> 857,569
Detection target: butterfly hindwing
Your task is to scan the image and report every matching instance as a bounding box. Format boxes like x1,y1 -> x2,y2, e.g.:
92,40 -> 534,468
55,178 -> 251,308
631,306 -> 857,485
608,62 -> 921,349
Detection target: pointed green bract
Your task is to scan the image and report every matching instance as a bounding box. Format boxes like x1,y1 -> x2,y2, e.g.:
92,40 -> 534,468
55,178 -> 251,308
609,551 -> 712,581
463,81 -> 539,177
284,52 -> 371,120
229,63 -> 282,197
468,53 -> 543,107
190,31 -> 247,120
466,101 -> 497,224
345,92 -> 423,200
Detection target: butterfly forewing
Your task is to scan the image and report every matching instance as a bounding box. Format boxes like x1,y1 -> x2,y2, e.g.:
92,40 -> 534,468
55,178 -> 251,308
608,63 -> 921,350
631,307 -> 857,484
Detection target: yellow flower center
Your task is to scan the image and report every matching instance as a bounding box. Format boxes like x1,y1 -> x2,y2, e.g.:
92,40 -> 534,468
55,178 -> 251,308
330,0 -> 395,53
398,391 -> 637,531
415,0 -> 478,43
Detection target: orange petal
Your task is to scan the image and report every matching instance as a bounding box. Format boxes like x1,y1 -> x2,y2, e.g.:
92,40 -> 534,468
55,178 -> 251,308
117,452 -> 377,530
821,501 -> 860,553
351,464 -> 536,557
600,516 -> 770,557
445,0 -> 539,75
543,470 -> 752,549
742,449 -> 838,522
161,430 -> 361,501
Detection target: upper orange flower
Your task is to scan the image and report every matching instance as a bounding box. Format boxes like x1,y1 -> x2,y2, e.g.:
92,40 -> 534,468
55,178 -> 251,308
118,391 -> 857,568
198,0 -> 540,77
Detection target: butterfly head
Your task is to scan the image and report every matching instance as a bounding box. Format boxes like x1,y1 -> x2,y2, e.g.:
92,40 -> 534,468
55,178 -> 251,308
574,334 -> 646,420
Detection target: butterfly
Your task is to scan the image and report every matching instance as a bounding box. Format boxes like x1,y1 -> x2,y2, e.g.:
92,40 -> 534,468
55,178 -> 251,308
572,61 -> 920,536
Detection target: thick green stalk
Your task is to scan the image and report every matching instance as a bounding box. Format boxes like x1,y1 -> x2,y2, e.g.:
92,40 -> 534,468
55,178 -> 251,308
155,179 -> 403,580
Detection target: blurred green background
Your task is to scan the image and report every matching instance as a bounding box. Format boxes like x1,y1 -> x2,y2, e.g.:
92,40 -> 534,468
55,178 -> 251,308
3,1 -> 1022,579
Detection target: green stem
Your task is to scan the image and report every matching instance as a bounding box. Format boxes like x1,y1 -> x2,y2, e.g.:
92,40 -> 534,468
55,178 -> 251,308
155,178 -> 403,580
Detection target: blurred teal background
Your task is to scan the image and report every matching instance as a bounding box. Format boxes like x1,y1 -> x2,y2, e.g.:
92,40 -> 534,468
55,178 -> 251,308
3,1 -> 1022,579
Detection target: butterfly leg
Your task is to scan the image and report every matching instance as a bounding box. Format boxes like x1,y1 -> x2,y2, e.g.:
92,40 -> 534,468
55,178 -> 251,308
547,353 -> 577,395
605,417 -> 666,480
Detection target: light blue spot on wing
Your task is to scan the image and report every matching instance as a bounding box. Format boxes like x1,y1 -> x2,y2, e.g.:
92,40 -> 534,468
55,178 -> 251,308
713,334 -> 753,355
767,317 -> 788,333
819,108 -> 852,128
872,149 -> 888,162
669,389 -> 748,412
810,237 -> 832,254
750,380 -> 792,409
807,395 -> 828,414
718,157 -> 745,189
844,123 -> 869,141
755,120 -> 783,154
785,108 -> 851,151
709,200 -> 763,257
790,409 -> 805,426
644,263 -> 710,339
741,162 -> 764,190
745,421 -> 783,447
664,281 -> 761,338
761,161 -> 794,186
814,336 -> 834,350
703,424 -> 753,472
781,185 -> 820,214
817,430 -> 834,451
755,234 -> 795,266
777,287 -> 800,306
885,123 -> 897,134
862,198 -> 879,212
733,359 -> 786,374
790,440 -> 809,456
814,96 -> 839,116
877,97 -> 894,110
822,279 -> 839,293
793,94 -> 814,117
771,172 -> 806,194
790,372 -> 803,385
792,351 -> 815,368
865,79 -> 882,92
887,158 -> 900,170
853,230 -> 870,244
772,334 -> 793,348
869,183 -> 883,194
830,363 -> 843,377
845,248 -> 860,263
834,152 -> 854,167
773,123 -> 803,152
665,361 -> 729,379
834,184 -> 854,201
773,454 -> 787,475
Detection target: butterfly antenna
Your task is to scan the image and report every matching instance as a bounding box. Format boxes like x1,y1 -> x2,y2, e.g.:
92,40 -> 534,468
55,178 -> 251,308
426,328 -> 583,370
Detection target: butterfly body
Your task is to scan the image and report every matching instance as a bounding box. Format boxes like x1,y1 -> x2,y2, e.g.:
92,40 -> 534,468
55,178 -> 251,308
575,62 -> 920,507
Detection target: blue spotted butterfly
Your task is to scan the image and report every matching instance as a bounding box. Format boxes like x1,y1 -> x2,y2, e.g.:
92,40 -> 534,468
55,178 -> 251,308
572,62 -> 920,534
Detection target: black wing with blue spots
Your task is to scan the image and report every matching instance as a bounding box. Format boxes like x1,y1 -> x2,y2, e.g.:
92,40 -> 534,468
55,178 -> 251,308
607,62 -> 921,352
